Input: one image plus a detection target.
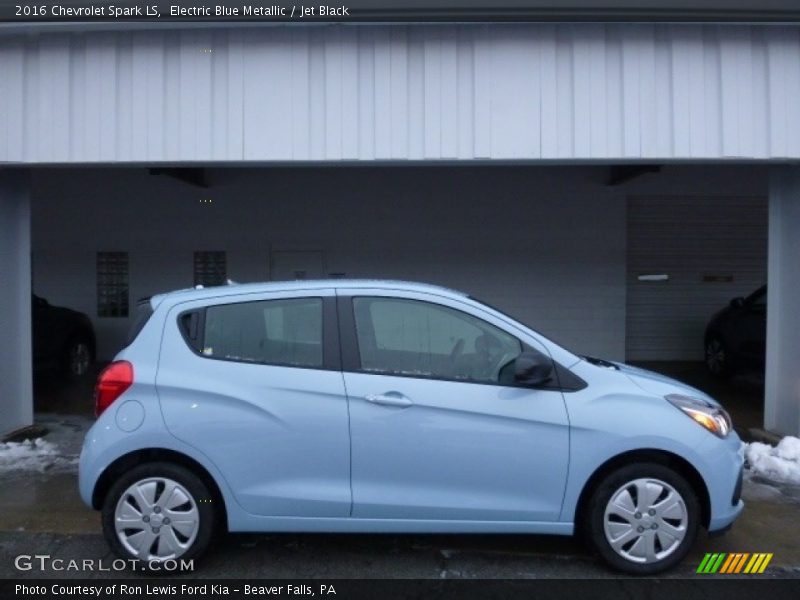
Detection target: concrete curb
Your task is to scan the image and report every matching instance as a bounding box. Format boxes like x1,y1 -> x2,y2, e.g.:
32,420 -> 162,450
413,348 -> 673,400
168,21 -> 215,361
747,428 -> 784,445
1,424 -> 49,443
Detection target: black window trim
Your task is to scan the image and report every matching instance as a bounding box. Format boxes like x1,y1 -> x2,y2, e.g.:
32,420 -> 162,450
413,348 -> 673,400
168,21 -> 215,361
177,307 -> 206,353
338,294 -> 586,393
177,296 -> 341,372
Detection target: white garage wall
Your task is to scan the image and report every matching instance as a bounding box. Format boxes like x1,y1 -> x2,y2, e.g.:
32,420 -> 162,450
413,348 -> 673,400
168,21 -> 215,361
31,166 -> 626,361
4,24 -> 800,163
0,173 -> 33,436
626,195 -> 768,361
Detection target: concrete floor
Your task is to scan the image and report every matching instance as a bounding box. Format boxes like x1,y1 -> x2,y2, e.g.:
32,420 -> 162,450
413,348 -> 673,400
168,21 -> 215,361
0,472 -> 798,578
1,361 -> 793,579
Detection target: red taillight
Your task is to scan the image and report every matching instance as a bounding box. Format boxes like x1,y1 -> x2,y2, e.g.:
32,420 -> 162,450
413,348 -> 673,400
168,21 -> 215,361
94,361 -> 134,417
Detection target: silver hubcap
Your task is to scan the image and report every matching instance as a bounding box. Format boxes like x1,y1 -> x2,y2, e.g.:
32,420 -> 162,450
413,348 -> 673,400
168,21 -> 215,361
706,339 -> 725,373
603,477 -> 688,564
114,477 -> 199,561
69,342 -> 91,376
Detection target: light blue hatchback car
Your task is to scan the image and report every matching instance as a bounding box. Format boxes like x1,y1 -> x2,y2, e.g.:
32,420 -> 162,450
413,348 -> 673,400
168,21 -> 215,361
79,280 -> 744,574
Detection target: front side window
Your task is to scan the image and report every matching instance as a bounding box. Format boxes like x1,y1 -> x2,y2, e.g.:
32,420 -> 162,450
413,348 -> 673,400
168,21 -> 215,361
202,297 -> 323,368
352,297 -> 522,384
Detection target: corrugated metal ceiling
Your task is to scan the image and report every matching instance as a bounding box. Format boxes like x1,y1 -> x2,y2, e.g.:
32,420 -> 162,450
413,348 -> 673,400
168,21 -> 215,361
1,24 -> 799,164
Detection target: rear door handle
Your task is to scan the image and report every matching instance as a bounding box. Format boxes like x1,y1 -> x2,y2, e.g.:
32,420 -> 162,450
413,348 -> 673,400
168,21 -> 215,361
364,393 -> 413,408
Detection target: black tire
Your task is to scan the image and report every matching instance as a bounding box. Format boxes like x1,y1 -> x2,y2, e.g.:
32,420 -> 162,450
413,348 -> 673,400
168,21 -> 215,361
705,335 -> 732,379
584,462 -> 700,575
61,335 -> 94,381
102,462 -> 216,572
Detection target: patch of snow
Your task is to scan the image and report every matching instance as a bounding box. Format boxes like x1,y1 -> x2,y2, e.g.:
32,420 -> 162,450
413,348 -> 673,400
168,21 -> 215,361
0,413 -> 93,476
745,436 -> 800,485
775,436 -> 800,461
0,438 -> 75,474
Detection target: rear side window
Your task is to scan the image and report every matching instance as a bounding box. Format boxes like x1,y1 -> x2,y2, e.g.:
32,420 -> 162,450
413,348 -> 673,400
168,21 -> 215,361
201,298 -> 323,368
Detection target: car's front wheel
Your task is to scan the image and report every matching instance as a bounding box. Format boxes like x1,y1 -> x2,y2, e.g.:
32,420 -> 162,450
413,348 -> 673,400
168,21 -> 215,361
102,462 -> 216,570
585,463 -> 700,574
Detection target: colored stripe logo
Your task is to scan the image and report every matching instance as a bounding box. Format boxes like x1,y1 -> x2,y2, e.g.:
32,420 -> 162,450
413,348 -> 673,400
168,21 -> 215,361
697,553 -> 773,574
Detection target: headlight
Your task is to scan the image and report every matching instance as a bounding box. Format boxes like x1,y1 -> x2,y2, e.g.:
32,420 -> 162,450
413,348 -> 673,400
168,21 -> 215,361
666,394 -> 732,438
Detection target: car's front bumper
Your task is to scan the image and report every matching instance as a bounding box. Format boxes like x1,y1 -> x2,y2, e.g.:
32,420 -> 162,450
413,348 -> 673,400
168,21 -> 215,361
697,432 -> 745,532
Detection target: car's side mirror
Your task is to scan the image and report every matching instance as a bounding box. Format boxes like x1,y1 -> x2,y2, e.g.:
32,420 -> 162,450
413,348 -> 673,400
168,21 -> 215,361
730,297 -> 745,309
514,351 -> 554,386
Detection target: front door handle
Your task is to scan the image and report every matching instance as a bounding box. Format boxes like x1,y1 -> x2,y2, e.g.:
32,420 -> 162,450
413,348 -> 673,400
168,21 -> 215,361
364,393 -> 413,408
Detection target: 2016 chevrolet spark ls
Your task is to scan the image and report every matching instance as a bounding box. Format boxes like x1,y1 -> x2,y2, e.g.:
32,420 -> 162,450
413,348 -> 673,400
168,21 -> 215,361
79,280 -> 743,574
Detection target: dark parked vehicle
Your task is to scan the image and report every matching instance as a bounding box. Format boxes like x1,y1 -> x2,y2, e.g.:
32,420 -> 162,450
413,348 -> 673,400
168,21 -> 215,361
704,285 -> 766,378
33,294 -> 96,379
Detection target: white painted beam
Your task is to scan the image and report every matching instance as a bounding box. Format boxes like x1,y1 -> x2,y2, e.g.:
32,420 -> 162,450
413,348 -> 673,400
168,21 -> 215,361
765,167 -> 800,436
2,24 -> 800,164
0,170 -> 33,438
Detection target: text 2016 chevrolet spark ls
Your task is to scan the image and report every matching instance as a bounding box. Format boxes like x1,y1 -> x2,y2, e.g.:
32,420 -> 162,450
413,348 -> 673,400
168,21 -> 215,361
79,280 -> 743,574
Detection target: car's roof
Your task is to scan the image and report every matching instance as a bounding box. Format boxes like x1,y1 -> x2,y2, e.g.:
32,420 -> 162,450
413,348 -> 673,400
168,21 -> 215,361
150,279 -> 466,306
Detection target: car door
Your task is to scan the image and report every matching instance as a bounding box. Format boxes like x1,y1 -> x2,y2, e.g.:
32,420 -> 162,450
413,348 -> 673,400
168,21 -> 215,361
156,290 -> 351,517
339,290 -> 571,522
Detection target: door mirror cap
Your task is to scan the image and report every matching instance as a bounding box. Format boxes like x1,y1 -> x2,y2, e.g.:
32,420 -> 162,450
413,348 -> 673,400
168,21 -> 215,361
730,297 -> 745,309
514,351 -> 554,386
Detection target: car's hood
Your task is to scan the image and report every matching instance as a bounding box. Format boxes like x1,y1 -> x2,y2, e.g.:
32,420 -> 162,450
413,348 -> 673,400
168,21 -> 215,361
610,361 -> 721,407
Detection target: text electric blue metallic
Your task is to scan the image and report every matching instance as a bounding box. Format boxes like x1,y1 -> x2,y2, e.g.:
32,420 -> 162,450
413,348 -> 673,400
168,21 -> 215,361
79,280 -> 744,574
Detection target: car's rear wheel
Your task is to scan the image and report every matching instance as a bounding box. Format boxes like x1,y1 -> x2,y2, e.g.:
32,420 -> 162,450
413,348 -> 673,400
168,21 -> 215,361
585,463 -> 700,574
102,462 -> 215,570
705,336 -> 732,378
